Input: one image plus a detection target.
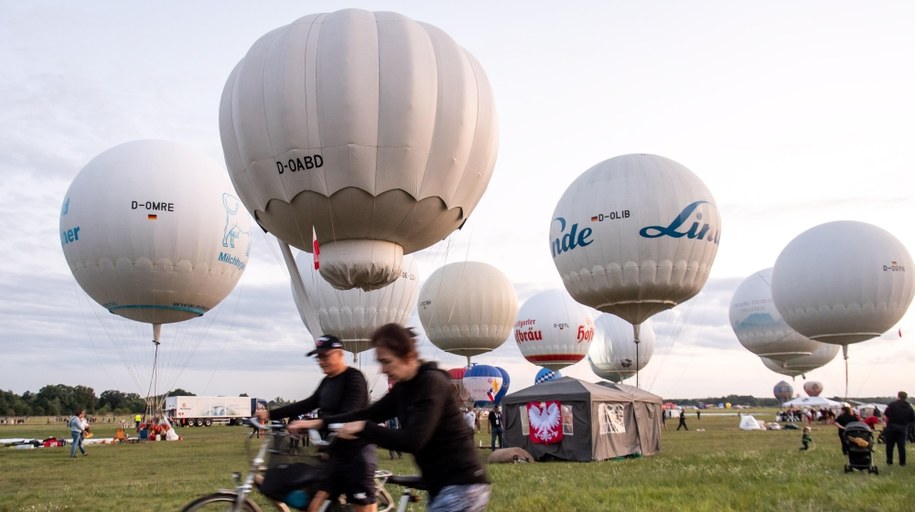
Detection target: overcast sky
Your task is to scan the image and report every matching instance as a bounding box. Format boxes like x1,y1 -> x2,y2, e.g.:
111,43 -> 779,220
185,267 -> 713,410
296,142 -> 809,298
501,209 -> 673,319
2,1 -> 913,403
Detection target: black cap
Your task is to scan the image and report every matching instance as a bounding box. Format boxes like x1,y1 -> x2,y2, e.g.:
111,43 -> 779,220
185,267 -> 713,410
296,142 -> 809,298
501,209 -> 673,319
306,335 -> 344,356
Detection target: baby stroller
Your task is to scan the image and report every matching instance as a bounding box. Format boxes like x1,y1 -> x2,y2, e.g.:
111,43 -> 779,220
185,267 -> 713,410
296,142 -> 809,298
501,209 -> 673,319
843,421 -> 878,474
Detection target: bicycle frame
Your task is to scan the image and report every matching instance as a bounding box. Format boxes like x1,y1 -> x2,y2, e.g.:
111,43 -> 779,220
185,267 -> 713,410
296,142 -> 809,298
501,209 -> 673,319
181,421 -> 421,512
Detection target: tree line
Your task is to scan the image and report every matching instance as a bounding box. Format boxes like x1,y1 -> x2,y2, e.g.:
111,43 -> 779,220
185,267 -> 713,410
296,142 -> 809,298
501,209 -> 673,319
0,385 -> 293,417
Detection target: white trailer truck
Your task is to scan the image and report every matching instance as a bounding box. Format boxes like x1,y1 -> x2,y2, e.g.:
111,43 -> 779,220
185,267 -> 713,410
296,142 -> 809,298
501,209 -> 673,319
165,396 -> 264,427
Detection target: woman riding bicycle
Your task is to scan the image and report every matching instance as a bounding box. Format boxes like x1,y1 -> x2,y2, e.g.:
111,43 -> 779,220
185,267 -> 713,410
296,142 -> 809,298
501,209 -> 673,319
291,323 -> 491,512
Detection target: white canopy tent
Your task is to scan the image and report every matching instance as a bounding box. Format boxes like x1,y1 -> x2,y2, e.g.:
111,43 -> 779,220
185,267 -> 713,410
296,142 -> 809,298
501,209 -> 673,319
781,396 -> 842,408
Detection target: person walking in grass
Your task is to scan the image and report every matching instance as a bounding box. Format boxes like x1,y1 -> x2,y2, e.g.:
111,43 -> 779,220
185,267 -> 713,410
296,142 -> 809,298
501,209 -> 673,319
799,426 -> 812,451
68,410 -> 87,457
677,410 -> 688,431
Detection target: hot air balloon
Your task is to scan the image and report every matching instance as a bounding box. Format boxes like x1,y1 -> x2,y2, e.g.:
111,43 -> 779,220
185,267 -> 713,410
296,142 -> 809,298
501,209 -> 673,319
772,221 -> 914,347
773,381 -> 794,405
729,268 -> 821,362
447,367 -> 472,405
462,365 -> 503,404
514,289 -> 595,370
220,9 -> 498,291
771,221 -> 915,395
803,381 -> 824,397
534,367 -> 562,385
760,342 -> 840,378
492,367 -> 511,405
292,252 -> 419,355
60,140 -> 251,411
418,261 -> 517,365
588,315 -> 656,383
550,154 -> 720,385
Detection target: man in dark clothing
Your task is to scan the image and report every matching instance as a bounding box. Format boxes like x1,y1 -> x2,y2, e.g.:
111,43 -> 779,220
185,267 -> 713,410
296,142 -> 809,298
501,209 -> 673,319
834,405 -> 858,456
259,335 -> 376,512
884,391 -> 915,466
294,323 -> 491,510
677,410 -> 688,431
488,406 -> 504,450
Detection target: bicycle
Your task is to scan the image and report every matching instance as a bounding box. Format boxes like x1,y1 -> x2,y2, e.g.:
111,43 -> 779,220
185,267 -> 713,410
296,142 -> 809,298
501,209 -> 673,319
180,420 -> 425,512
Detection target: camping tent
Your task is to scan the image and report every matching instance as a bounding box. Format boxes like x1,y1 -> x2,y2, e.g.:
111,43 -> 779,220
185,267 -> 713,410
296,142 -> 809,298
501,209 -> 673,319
501,377 -> 663,462
781,396 -> 842,408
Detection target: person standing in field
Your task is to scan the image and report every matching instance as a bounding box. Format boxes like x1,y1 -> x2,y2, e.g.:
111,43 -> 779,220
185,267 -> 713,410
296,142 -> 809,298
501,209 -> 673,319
68,410 -> 87,457
489,406 -> 504,450
834,405 -> 858,455
884,391 -> 915,466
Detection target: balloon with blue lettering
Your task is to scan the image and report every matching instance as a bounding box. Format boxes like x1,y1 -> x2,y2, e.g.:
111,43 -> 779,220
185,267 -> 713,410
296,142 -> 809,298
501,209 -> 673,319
771,221 -> 914,346
492,366 -> 511,405
514,288 -> 596,371
773,380 -> 794,404
534,367 -> 562,385
59,140 -> 252,329
588,314 -> 655,383
418,261 -> 517,362
550,154 -> 721,327
462,364 -> 503,404
292,251 -> 419,354
729,268 -> 821,363
220,9 -> 498,291
760,342 -> 840,378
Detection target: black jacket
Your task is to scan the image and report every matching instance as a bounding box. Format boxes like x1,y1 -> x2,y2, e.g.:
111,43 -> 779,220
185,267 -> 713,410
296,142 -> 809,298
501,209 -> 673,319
325,361 -> 489,497
885,399 -> 915,427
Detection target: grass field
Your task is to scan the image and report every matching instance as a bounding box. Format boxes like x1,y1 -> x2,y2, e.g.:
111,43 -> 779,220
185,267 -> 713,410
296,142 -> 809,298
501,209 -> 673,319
1,410 -> 913,511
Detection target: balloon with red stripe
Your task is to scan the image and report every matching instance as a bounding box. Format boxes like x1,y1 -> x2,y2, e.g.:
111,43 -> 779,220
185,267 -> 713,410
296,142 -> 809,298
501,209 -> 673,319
514,288 -> 596,370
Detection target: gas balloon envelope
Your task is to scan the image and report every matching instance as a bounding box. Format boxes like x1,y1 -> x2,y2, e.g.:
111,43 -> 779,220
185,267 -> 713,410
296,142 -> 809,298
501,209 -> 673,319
220,9 -> 498,291
771,220 -> 914,346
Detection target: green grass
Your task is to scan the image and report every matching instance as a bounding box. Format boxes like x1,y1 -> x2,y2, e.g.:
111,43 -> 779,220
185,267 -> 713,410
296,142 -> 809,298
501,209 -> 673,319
2,411 -> 913,511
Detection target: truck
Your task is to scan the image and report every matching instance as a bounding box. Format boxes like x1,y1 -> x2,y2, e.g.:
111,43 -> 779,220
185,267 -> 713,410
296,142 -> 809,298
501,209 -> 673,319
165,396 -> 265,427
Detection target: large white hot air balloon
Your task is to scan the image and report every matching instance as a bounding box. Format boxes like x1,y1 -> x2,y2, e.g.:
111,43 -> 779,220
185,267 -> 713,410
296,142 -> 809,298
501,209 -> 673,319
588,314 -> 655,383
550,153 -> 720,385
220,8 -> 498,291
771,221 -> 914,347
729,268 -> 821,362
60,140 -> 251,328
418,261 -> 517,363
514,289 -> 595,371
60,139 -> 252,409
551,154 -> 720,325
292,252 -> 419,355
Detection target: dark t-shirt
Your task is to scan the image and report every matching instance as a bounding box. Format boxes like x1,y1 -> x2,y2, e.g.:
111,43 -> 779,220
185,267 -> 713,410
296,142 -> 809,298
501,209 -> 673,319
270,366 -> 370,457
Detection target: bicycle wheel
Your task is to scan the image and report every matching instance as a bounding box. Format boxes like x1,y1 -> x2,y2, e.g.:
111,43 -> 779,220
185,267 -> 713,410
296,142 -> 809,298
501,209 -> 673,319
180,492 -> 264,512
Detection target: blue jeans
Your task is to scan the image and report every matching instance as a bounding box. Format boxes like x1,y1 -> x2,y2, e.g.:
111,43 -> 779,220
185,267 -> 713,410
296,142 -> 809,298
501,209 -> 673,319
490,428 -> 503,450
70,431 -> 85,457
429,483 -> 491,512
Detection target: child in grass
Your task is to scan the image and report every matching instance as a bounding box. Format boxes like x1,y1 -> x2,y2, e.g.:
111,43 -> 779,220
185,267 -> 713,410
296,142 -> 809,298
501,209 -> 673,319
799,426 -> 812,451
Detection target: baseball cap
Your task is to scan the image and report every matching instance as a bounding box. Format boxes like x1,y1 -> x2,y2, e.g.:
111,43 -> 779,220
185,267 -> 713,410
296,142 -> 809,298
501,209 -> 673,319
306,335 -> 344,356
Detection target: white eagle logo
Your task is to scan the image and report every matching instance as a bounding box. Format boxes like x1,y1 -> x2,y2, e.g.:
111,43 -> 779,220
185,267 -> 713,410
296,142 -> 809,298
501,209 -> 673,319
528,402 -> 561,442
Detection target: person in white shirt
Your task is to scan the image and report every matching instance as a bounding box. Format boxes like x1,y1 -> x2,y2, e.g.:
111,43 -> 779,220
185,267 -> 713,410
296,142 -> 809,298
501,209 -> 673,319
464,408 -> 476,432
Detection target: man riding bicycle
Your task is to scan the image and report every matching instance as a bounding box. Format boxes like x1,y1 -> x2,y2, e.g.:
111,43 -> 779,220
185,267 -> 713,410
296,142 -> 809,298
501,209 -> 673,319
258,335 -> 377,512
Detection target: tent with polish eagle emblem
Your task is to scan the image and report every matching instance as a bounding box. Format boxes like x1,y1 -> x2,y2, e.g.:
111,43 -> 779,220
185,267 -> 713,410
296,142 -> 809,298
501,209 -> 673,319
501,377 -> 662,462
